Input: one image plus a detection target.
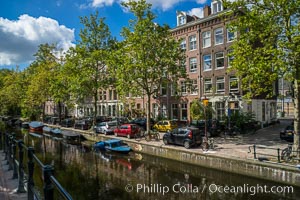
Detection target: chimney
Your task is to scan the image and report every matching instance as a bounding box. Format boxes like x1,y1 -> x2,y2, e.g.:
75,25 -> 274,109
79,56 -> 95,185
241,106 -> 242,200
203,5 -> 211,17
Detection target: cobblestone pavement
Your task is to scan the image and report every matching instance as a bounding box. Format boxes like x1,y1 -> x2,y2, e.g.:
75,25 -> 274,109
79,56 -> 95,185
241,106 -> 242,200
0,150 -> 27,200
0,118 -> 296,199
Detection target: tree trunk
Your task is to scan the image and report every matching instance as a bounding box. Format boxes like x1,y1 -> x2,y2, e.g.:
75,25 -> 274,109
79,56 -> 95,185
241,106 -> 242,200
147,94 -> 151,132
58,101 -> 62,123
93,92 -> 98,126
293,68 -> 300,156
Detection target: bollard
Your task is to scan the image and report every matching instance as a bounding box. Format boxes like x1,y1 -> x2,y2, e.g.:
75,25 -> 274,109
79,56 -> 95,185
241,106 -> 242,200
43,165 -> 54,200
12,136 -> 18,179
277,148 -> 281,162
27,147 -> 35,200
253,145 -> 257,159
17,140 -> 26,193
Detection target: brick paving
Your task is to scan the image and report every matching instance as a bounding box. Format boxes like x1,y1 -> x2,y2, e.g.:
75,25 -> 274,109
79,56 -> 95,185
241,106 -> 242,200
0,118 -> 296,199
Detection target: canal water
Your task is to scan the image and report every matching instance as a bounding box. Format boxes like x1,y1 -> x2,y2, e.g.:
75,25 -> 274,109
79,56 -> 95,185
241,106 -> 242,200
15,129 -> 300,200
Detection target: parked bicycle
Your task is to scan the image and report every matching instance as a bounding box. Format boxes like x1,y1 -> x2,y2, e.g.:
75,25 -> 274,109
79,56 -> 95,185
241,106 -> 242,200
201,137 -> 215,151
145,129 -> 160,142
281,144 -> 293,162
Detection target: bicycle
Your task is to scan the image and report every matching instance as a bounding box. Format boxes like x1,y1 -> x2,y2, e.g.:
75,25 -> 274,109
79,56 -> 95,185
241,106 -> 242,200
281,144 -> 293,162
134,128 -> 145,141
201,137 -> 215,151
145,129 -> 160,142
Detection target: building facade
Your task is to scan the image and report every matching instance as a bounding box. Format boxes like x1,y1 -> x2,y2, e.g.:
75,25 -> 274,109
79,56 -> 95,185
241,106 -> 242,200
69,0 -> 277,125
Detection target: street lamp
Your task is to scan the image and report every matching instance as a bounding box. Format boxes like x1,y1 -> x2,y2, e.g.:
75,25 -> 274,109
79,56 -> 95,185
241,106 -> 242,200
202,96 -> 209,150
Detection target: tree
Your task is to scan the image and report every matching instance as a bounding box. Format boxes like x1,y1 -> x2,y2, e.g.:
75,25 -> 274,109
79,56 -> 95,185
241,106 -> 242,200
65,11 -> 115,125
112,0 -> 186,132
0,68 -> 24,116
22,43 -> 58,120
224,0 -> 300,153
190,99 -> 213,121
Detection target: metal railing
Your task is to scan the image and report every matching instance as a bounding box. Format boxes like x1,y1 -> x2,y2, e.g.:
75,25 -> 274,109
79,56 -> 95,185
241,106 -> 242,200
248,144 -> 300,163
0,131 -> 73,200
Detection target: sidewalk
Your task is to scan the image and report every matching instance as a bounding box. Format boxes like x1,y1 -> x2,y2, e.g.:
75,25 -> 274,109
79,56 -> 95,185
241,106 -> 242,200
0,150 -> 27,200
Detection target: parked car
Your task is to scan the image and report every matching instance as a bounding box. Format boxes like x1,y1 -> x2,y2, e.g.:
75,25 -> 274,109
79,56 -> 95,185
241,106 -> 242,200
163,127 -> 202,149
114,124 -> 140,139
60,118 -> 74,128
94,121 -> 119,135
280,124 -> 294,142
130,118 -> 155,130
153,120 -> 178,132
74,120 -> 91,130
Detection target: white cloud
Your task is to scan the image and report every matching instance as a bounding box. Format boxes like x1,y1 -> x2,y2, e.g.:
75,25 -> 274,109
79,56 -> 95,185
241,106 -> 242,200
92,0 -> 114,7
0,14 -> 75,66
85,0 -> 209,11
187,7 -> 204,18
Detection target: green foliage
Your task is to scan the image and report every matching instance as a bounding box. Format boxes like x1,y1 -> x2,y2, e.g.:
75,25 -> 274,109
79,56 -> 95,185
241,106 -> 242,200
65,11 -> 116,125
111,0 -> 186,131
190,99 -> 214,120
224,0 -> 300,149
224,0 -> 299,99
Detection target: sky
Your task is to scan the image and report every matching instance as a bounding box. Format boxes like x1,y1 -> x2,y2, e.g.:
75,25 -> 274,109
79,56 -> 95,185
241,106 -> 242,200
0,0 -> 212,70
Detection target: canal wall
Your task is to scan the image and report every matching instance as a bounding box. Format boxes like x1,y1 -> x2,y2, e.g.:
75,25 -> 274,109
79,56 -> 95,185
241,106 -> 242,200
125,140 -> 300,187
78,131 -> 300,187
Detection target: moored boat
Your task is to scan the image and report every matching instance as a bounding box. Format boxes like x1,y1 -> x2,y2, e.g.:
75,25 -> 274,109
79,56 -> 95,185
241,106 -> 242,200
29,121 -> 44,133
93,139 -> 131,154
62,130 -> 86,145
21,122 -> 30,129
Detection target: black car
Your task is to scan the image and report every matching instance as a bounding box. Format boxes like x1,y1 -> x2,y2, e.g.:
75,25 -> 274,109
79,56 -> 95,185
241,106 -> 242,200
130,118 -> 155,130
163,127 -> 202,149
74,120 -> 91,130
60,118 -> 74,128
280,124 -> 294,142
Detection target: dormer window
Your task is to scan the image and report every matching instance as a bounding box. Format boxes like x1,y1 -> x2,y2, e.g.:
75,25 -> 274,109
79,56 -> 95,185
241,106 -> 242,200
178,16 -> 186,26
212,0 -> 223,14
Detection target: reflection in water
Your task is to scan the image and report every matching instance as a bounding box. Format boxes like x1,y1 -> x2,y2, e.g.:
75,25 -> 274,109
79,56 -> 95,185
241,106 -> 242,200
15,129 -> 300,200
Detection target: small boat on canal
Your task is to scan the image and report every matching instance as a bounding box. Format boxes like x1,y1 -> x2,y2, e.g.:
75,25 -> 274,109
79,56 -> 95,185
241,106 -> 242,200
29,121 -> 44,133
43,126 -> 62,138
62,130 -> 87,145
94,139 -> 131,154
21,122 -> 30,129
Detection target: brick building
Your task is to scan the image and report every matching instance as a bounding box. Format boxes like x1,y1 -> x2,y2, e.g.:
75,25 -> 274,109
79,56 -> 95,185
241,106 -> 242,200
74,0 -> 277,125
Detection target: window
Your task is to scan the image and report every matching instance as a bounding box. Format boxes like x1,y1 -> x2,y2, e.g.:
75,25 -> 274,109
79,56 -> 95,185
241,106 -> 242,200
204,78 -> 212,94
190,79 -> 198,95
189,57 -> 197,73
216,102 -> 225,121
212,0 -> 223,14
180,81 -> 187,94
214,28 -> 224,45
189,35 -> 197,50
171,83 -> 178,96
202,31 -> 211,48
203,54 -> 212,71
229,76 -> 239,92
227,30 -> 236,42
172,104 -> 178,120
215,52 -> 224,69
181,104 -> 187,121
228,50 -> 234,67
161,82 -> 167,96
99,91 -> 106,101
178,16 -> 186,26
180,39 -> 186,50
216,77 -> 225,93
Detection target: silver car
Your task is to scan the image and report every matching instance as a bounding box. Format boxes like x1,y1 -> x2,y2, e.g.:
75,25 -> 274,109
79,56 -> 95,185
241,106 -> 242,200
94,121 -> 119,135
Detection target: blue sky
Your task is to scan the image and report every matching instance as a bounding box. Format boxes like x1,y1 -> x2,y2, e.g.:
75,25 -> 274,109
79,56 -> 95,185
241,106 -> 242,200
0,0 -> 211,69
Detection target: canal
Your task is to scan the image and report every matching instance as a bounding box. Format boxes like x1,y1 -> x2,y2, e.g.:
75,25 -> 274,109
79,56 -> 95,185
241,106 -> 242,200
14,129 -> 299,200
